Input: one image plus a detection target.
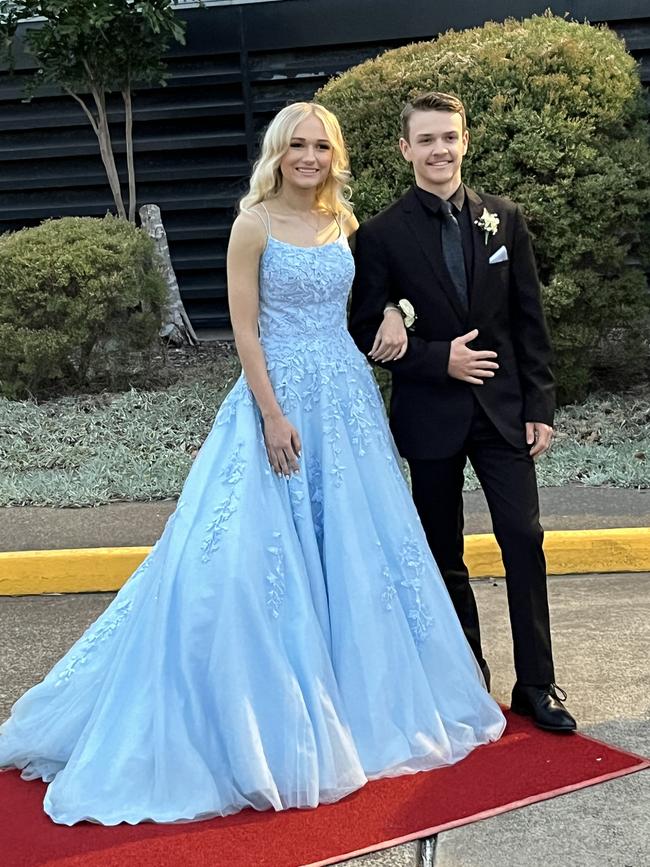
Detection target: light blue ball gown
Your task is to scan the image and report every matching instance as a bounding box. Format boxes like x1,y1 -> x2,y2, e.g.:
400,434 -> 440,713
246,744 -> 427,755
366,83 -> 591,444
0,213 -> 505,826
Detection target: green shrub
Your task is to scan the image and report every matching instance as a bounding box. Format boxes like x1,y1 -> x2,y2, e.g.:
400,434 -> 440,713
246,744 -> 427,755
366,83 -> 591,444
318,12 -> 650,403
0,215 -> 167,398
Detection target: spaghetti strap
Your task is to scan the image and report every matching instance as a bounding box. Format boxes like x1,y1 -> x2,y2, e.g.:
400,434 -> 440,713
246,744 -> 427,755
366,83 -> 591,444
334,211 -> 346,243
259,203 -> 272,236
249,204 -> 271,237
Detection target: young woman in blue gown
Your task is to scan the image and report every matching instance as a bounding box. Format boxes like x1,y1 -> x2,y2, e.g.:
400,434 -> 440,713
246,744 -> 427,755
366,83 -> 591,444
0,103 -> 505,826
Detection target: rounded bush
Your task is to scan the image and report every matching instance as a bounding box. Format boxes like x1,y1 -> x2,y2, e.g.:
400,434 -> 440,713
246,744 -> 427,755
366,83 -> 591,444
318,13 -> 650,402
0,215 -> 167,398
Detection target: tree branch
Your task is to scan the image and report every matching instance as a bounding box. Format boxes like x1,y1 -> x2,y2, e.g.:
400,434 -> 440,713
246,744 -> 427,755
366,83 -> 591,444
63,87 -> 99,136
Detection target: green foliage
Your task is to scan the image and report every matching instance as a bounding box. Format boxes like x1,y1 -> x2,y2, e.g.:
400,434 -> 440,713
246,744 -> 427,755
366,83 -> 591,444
0,2 -> 187,220
318,13 -> 650,403
0,215 -> 167,398
0,350 -> 241,507
0,1 -> 185,90
0,376 -> 647,507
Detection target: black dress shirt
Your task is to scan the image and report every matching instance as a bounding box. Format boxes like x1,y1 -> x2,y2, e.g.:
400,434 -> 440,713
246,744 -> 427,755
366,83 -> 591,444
413,183 -> 475,295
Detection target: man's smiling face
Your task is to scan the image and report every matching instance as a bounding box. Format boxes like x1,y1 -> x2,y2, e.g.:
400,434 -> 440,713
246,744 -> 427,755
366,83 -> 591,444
399,109 -> 469,195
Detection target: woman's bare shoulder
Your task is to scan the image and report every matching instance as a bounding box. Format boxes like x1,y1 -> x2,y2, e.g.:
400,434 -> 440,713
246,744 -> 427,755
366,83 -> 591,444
230,208 -> 267,251
341,209 -> 359,237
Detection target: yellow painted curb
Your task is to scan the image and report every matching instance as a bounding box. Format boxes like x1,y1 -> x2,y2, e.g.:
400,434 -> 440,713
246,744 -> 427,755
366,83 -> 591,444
0,547 -> 150,596
465,527 -> 650,579
0,528 -> 649,596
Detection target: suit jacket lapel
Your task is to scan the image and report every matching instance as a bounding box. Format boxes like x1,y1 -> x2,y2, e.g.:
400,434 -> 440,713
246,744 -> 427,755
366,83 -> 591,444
466,186 -> 489,313
401,188 -> 467,323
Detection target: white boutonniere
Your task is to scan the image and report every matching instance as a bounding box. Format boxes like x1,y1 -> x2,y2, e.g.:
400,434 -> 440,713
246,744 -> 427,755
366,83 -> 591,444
475,208 -> 500,245
398,298 -> 417,329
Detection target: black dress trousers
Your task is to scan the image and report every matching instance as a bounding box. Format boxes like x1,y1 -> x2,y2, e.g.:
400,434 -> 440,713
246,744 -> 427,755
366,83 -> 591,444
408,399 -> 555,686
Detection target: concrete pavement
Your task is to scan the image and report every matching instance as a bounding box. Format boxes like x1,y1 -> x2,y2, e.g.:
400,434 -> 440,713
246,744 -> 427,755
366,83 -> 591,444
1,483 -> 648,864
341,572 -> 650,866
1,572 -> 648,867
1,484 -> 648,553
431,571 -> 649,867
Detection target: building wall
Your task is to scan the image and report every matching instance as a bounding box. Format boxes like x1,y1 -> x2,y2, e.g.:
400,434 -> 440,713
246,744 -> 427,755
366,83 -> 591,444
1,0 -> 648,327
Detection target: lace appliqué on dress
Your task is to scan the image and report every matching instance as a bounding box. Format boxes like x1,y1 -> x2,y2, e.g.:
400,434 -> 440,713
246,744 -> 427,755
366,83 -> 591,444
201,442 -> 246,563
398,533 -> 435,644
53,598 -> 133,687
266,532 -> 286,619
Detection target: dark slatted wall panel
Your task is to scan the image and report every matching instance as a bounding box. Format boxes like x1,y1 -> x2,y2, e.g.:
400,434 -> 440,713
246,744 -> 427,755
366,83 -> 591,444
608,17 -> 650,86
0,44 -> 249,328
171,40 -> 407,328
0,3 -> 648,329
153,51 -> 249,324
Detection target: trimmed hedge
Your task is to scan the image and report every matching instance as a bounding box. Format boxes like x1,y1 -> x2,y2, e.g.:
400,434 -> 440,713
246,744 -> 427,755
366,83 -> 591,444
0,215 -> 167,398
318,12 -> 650,402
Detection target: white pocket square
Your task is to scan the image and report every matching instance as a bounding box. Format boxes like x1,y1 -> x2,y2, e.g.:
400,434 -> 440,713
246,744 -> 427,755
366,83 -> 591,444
489,245 -> 508,264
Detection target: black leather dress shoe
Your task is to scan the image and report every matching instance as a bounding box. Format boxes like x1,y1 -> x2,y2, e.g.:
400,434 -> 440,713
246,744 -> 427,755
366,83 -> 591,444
480,661 -> 491,693
510,683 -> 577,732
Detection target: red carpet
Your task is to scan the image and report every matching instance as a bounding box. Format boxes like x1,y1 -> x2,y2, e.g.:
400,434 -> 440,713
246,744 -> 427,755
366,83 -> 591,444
1,711 -> 648,867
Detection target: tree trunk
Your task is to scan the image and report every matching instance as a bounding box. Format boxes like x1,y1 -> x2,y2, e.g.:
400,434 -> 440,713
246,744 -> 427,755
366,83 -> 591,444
139,203 -> 199,346
123,83 -> 137,224
67,86 -> 127,220
91,85 -> 127,220
97,120 -> 127,220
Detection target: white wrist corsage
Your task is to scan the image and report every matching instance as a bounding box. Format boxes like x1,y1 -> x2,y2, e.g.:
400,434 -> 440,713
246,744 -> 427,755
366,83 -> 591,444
398,298 -> 417,328
475,208 -> 500,245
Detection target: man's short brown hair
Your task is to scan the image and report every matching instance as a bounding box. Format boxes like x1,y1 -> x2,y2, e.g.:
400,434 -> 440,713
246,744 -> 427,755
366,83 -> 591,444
400,91 -> 467,140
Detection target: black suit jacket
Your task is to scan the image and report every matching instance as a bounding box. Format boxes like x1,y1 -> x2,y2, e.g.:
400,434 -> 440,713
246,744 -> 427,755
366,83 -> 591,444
349,185 -> 555,460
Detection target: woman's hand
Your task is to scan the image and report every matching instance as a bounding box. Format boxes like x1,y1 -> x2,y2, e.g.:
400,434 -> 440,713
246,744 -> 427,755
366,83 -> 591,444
263,412 -> 302,477
369,308 -> 408,362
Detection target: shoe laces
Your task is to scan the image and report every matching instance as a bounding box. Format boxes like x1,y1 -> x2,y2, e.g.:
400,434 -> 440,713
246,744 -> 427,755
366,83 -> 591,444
549,683 -> 567,703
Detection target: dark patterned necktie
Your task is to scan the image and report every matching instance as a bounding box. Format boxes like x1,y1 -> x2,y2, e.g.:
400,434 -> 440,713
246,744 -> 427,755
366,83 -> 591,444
440,200 -> 468,310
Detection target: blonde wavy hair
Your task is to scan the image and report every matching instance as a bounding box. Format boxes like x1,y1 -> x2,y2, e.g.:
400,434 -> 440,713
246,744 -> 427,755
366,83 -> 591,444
239,102 -> 354,220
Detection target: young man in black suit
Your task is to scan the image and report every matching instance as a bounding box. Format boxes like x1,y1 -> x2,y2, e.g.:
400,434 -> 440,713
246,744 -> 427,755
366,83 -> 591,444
349,91 -> 576,732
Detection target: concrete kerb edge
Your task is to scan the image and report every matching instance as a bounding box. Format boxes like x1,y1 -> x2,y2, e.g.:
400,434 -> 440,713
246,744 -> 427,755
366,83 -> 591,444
0,528 -> 649,596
